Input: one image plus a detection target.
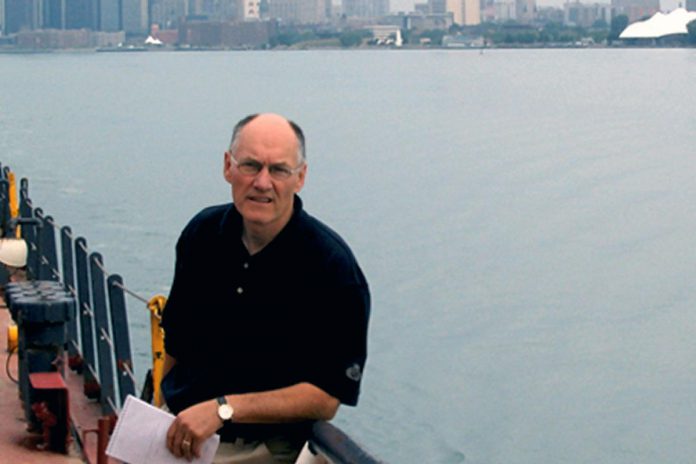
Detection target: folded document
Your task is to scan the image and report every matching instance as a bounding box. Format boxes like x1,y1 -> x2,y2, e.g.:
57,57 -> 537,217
106,395 -> 220,464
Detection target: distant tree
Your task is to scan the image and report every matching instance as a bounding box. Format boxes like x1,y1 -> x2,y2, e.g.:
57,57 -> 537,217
418,29 -> 446,46
339,31 -> 365,47
270,30 -> 319,47
609,15 -> 629,43
590,29 -> 608,44
688,19 -> 696,45
542,21 -> 562,42
591,19 -> 608,29
338,29 -> 372,48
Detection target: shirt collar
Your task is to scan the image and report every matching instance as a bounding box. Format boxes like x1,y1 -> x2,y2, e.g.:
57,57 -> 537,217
219,195 -> 304,246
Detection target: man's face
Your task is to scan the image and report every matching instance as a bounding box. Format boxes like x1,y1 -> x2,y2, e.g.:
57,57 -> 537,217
223,116 -> 306,233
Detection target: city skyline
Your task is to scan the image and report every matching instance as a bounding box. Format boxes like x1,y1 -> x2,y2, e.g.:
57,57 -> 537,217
389,0 -> 682,13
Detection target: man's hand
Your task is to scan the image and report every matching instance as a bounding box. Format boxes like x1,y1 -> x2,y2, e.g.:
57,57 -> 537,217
166,399 -> 222,461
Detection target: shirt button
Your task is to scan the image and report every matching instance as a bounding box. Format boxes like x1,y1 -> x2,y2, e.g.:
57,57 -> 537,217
243,262 -> 249,269
237,287 -> 243,294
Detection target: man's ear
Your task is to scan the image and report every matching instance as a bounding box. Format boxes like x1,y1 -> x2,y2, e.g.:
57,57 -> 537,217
223,151 -> 234,184
294,164 -> 307,193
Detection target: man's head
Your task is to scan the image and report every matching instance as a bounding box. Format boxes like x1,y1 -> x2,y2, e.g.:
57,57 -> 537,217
223,113 -> 307,236
229,114 -> 306,164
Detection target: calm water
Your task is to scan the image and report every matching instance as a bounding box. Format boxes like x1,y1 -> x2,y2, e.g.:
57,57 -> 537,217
1,49 -> 696,464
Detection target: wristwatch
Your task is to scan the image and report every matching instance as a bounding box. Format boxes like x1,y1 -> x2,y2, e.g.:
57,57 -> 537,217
216,396 -> 234,422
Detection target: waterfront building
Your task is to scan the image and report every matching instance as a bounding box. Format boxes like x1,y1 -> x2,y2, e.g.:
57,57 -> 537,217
342,0 -> 389,18
267,0 -> 328,24
611,0 -> 659,23
405,11 -> 453,29
619,8 -> 696,39
384,10 -> 453,29
14,28 -> 124,46
178,17 -> 276,45
188,0 -> 242,21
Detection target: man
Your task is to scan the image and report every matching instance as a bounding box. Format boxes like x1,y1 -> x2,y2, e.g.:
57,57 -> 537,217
160,113 -> 370,463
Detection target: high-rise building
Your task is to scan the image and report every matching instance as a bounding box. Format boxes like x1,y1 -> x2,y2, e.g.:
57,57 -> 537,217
685,0 -> 695,10
65,0 -> 98,29
267,0 -> 328,24
151,0 -> 189,28
99,0 -> 121,30
515,0 -> 534,22
611,0 -> 659,23
2,0 -> 100,34
241,0 -> 261,20
3,0 -> 38,33
493,0 -> 515,21
41,0 -> 63,28
429,0 -> 446,14
122,0 -> 148,34
564,1 -> 611,27
446,0 -> 479,25
342,0 -> 388,18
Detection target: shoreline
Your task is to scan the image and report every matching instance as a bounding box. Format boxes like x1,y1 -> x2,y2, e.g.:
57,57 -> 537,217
1,43 -> 694,54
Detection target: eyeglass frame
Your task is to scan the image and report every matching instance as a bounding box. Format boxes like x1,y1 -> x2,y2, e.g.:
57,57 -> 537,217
227,153 -> 305,181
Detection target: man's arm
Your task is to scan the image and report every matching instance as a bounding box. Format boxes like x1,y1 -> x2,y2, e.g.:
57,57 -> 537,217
164,357 -> 340,459
162,353 -> 176,378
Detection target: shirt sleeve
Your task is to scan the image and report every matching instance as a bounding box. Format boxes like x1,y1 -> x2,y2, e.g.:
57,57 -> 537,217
307,281 -> 371,407
160,231 -> 191,361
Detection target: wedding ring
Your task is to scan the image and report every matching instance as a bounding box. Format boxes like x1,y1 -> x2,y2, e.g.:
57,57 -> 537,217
182,439 -> 192,449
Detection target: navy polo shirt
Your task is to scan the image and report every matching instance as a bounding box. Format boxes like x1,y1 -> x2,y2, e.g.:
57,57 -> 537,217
161,196 -> 370,437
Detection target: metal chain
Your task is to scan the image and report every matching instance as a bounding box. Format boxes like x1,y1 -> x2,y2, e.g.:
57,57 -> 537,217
121,363 -> 138,385
111,280 -> 150,305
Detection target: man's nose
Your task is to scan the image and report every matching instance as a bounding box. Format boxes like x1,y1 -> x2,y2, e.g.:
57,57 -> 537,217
252,166 -> 273,190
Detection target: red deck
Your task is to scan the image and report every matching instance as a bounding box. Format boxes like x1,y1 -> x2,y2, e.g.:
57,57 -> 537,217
1,302 -> 117,464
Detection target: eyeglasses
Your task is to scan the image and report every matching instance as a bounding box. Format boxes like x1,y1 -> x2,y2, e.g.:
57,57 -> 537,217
229,155 -> 304,181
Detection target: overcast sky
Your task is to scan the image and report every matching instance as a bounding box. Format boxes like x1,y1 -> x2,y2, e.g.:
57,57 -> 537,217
389,0 -> 684,14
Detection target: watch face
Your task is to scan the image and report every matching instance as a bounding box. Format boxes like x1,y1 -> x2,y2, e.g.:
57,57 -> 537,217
218,404 -> 233,421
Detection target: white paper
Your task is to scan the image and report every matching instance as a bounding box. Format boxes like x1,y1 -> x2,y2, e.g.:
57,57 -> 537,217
106,395 -> 220,464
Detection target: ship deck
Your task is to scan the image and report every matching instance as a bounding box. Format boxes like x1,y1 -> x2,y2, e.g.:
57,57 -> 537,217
0,299 -> 112,464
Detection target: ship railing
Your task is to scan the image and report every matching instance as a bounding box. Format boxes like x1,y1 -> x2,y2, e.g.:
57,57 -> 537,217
5,173 -> 138,415
0,163 -> 383,463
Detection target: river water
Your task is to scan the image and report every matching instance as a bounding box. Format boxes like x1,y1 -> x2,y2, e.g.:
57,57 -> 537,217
1,49 -> 695,463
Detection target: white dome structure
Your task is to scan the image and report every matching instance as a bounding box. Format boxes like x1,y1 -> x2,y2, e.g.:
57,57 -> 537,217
620,8 -> 696,39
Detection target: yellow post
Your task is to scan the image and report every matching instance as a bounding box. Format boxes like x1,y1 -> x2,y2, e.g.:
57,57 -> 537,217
147,295 -> 168,407
8,171 -> 19,237
6,320 -> 18,353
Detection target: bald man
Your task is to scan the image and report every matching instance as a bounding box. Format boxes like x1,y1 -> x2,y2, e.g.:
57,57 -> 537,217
160,114 -> 370,463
